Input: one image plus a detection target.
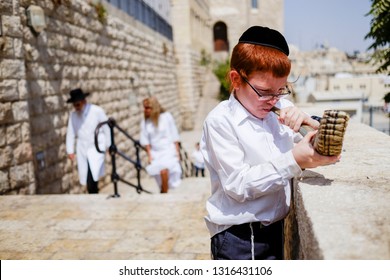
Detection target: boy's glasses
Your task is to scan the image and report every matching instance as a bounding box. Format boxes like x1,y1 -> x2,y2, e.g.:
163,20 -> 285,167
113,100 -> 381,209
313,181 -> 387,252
241,75 -> 291,101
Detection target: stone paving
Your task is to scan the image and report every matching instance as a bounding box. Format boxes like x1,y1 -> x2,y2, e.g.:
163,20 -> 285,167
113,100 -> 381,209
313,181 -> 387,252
0,73 -> 220,260
0,177 -> 211,260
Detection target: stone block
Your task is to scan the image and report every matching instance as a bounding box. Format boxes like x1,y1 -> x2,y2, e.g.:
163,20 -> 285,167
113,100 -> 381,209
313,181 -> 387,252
27,161 -> 35,183
29,97 -> 44,116
31,114 -> 52,135
0,146 -> 12,169
0,1 -> 13,14
0,169 -> 10,194
14,38 -> 23,58
9,163 -> 30,188
0,126 -> 5,147
0,36 -> 14,58
18,79 -> 28,99
11,100 -> 29,122
1,15 -> 23,37
0,102 -> 13,124
28,79 -> 45,97
27,182 -> 36,194
44,95 -> 61,113
0,79 -> 19,101
13,142 -> 33,164
24,43 -> 40,61
52,113 -> 66,129
21,121 -> 31,142
6,123 -> 21,145
0,59 -> 25,80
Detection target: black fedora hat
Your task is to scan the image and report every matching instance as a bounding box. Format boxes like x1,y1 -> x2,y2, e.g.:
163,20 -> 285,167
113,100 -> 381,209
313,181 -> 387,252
67,88 -> 90,103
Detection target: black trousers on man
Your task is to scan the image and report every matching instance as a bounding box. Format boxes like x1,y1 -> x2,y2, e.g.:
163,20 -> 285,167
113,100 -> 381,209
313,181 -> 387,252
87,162 -> 99,194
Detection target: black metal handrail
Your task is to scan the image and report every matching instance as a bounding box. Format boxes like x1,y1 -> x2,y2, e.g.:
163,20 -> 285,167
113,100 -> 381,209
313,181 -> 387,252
95,118 -> 152,197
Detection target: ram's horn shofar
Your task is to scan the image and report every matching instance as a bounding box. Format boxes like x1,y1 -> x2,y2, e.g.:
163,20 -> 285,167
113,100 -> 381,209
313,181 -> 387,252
313,110 -> 349,156
271,107 -> 349,156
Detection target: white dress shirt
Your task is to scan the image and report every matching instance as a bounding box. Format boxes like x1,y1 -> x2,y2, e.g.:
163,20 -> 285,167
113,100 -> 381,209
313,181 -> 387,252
200,94 -> 303,237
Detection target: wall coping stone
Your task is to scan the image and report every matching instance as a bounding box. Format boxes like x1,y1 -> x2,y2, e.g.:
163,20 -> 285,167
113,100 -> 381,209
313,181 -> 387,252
291,122 -> 390,259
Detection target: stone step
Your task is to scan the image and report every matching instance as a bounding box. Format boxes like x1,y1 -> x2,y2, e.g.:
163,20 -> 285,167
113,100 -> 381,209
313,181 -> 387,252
0,176 -> 211,260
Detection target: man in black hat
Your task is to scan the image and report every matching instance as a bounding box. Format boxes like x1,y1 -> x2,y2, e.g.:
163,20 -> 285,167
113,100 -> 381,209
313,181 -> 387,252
200,26 -> 340,260
66,88 -> 111,193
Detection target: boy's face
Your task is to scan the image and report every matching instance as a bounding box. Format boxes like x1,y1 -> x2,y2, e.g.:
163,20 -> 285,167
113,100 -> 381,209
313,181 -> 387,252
234,71 -> 288,119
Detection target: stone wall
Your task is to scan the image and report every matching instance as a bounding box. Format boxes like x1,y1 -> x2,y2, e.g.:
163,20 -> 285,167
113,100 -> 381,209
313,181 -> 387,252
209,0 -> 284,52
0,0 -> 183,194
171,0 -> 212,130
285,123 -> 390,259
0,0 -> 35,195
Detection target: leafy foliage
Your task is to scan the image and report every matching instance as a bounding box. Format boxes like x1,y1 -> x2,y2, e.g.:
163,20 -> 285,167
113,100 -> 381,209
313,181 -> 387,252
212,59 -> 231,100
365,0 -> 390,74
92,1 -> 107,24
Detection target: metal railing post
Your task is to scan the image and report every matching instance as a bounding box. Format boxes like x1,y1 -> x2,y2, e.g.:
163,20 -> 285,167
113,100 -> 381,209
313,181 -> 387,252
107,119 -> 120,198
95,117 -> 152,196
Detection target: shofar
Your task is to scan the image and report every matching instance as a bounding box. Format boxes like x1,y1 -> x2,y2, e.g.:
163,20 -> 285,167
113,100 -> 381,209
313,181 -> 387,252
313,110 -> 350,156
271,107 -> 349,156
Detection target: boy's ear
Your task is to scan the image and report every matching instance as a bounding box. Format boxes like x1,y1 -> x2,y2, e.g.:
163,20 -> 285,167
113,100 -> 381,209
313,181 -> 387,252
229,70 -> 241,89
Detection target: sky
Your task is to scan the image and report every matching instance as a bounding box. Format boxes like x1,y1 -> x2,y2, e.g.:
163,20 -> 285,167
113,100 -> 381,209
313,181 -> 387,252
284,0 -> 374,54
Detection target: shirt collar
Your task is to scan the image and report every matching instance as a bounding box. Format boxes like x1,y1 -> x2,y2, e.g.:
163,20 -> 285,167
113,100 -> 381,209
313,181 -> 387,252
229,92 -> 283,126
78,103 -> 90,118
229,93 -> 274,126
228,93 -> 251,126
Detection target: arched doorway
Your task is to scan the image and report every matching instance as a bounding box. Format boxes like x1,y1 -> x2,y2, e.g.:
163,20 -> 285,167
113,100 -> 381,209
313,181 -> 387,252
213,21 -> 229,52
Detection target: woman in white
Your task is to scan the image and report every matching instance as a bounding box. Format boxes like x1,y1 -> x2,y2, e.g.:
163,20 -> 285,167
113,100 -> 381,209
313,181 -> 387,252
140,96 -> 182,193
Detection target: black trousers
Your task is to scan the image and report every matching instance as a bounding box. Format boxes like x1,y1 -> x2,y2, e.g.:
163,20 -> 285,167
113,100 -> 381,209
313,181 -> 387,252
87,163 -> 99,194
195,167 -> 205,177
211,220 -> 284,260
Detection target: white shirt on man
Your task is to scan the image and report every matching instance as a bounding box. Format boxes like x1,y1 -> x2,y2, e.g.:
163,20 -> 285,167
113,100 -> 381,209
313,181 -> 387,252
66,103 -> 111,185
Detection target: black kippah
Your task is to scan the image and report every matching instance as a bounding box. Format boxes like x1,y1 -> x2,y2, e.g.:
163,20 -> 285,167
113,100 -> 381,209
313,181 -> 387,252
238,26 -> 289,56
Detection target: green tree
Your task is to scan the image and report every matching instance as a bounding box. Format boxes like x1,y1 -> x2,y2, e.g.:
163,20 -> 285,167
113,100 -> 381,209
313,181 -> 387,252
212,59 -> 231,101
365,0 -> 390,74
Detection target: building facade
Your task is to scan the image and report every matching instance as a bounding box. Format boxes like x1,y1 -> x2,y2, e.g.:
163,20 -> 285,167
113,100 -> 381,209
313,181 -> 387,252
209,0 -> 284,60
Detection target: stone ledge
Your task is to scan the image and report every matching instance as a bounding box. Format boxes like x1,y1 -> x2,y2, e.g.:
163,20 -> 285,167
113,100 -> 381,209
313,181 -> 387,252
286,123 -> 390,259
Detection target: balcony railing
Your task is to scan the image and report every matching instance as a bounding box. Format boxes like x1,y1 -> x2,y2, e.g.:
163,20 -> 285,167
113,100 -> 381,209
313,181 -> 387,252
106,0 -> 173,40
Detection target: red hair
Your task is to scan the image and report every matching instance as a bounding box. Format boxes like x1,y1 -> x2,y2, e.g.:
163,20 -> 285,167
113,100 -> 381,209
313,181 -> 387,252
229,44 -> 291,89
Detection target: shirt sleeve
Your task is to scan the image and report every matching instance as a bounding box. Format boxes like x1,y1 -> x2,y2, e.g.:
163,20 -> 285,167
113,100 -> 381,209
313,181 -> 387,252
202,114 -> 302,203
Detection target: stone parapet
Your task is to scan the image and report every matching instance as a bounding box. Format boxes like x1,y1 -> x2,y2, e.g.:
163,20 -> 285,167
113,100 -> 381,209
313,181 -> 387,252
285,123 -> 390,259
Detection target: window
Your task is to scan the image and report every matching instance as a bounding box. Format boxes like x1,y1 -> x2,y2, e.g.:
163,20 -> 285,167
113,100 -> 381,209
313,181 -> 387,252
213,22 -> 229,52
251,0 -> 258,9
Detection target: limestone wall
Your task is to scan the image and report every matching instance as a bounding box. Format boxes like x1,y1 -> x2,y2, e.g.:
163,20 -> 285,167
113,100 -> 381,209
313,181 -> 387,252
0,0 -> 35,194
0,0 -> 181,194
209,0 -> 284,50
171,0 -> 212,130
285,123 -> 390,259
